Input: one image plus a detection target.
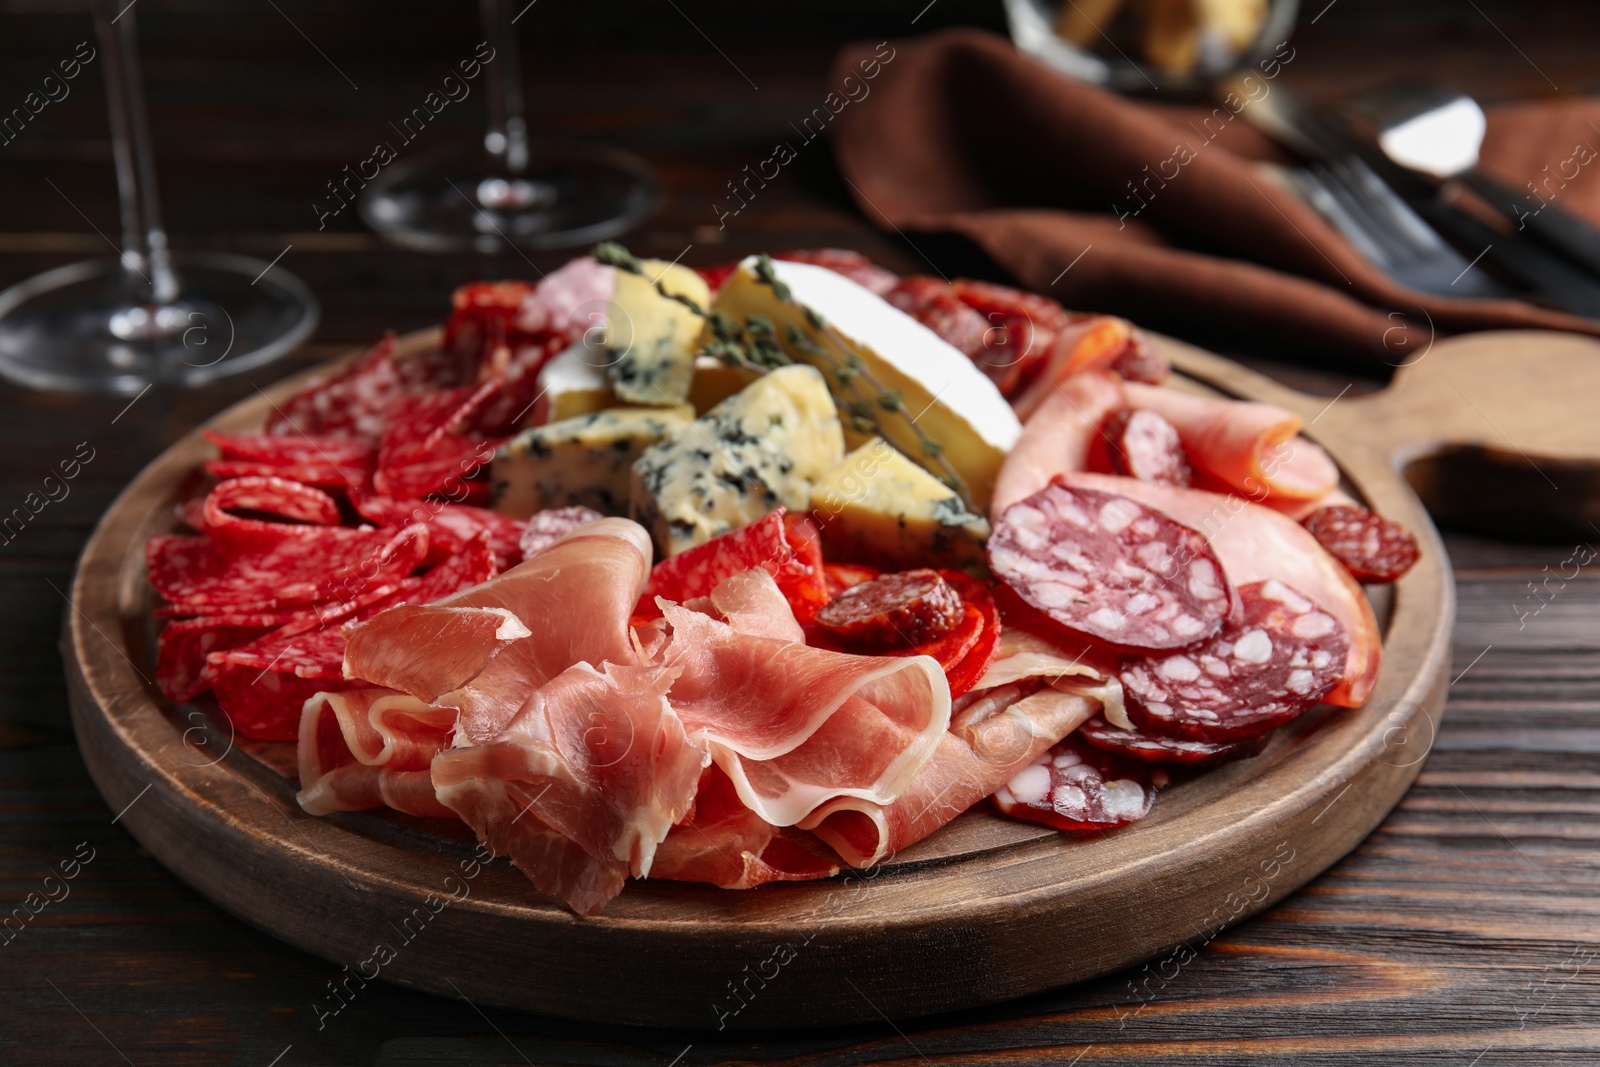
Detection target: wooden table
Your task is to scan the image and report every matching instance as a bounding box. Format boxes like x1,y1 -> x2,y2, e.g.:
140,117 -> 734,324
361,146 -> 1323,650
3,1 -> 1598,1062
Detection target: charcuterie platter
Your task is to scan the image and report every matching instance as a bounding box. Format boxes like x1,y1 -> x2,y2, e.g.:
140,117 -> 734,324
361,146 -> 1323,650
64,248 -> 1484,1029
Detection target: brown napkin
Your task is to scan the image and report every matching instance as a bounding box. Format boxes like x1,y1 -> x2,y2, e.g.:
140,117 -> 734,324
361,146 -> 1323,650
830,28 -> 1600,369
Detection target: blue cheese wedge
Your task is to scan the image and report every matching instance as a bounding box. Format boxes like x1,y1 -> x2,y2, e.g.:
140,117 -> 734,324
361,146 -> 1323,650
492,407 -> 691,518
631,364 -> 845,556
535,342 -> 615,424
711,257 -> 1021,510
807,438 -> 991,568
603,260 -> 711,407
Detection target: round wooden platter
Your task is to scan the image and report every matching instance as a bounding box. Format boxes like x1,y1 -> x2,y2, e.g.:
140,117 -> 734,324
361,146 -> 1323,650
66,326 -> 1456,1031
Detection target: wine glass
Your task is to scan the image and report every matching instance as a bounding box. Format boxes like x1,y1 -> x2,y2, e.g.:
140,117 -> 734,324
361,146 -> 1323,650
0,0 -> 318,396
358,0 -> 660,254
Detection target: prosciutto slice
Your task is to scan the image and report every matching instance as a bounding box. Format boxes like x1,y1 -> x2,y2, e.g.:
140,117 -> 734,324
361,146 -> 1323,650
431,661 -> 709,916
344,517 -> 652,745
1122,383 -> 1339,503
296,688 -> 457,818
657,574 -> 951,827
991,370 -> 1125,519
805,685 -> 1099,867
1058,472 -> 1379,707
650,766 -> 842,889
342,605 -> 530,701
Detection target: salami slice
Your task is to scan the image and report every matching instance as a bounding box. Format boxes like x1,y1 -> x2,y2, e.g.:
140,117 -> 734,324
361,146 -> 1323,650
146,525 -> 427,613
266,332 -> 413,441
939,573 -> 1002,698
201,476 -> 343,551
354,492 -> 528,569
204,430 -> 375,468
519,505 -> 605,558
1121,580 -> 1349,742
408,533 -> 499,601
823,563 -> 881,599
156,614 -> 284,703
1302,504 -> 1420,583
993,733 -> 1167,831
203,457 -> 373,491
211,665 -> 357,741
1109,333 -> 1170,385
1102,408 -> 1191,487
373,381 -> 505,500
988,479 -> 1231,651
1077,713 -> 1268,767
815,569 -> 965,649
886,276 -> 990,357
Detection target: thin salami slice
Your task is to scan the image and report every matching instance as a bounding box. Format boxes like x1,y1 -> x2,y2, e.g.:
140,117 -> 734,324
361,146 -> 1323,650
823,563 -> 881,599
156,614 -> 284,703
815,569 -> 965,649
201,476 -> 343,551
1302,504 -> 1420,583
373,381 -> 505,500
203,457 -> 373,491
354,492 -> 528,569
1102,408 -> 1191,487
519,505 -> 605,558
1077,713 -> 1268,767
146,525 -> 427,613
211,665 -> 358,742
1121,580 -> 1349,742
988,478 -> 1231,651
993,733 -> 1167,831
204,430 -> 375,468
266,332 -> 413,441
939,572 -> 1002,698
886,276 -> 990,357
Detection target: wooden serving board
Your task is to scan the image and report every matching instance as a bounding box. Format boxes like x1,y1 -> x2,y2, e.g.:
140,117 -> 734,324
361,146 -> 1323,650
67,325 -> 1514,1031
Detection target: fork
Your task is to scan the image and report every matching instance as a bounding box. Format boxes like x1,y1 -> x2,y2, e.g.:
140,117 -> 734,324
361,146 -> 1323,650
1291,155 -> 1510,299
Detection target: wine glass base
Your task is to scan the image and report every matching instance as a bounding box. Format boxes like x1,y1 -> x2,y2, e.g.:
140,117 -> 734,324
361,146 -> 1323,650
359,142 -> 660,254
0,252 -> 318,396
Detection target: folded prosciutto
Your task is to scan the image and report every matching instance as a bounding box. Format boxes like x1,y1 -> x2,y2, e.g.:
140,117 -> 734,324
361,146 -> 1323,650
297,688 -> 457,818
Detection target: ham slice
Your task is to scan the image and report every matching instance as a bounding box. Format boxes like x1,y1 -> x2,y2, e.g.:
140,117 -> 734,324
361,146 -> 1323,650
1122,383 -> 1339,503
651,766 -> 841,889
431,661 -> 709,916
296,688 -> 457,818
991,370 -> 1125,520
1058,473 -> 1380,707
342,605 -> 530,701
342,517 -> 651,745
805,685 -> 1099,867
657,577 -> 951,827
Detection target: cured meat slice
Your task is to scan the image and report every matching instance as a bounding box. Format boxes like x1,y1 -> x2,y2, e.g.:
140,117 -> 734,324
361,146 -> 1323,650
1122,382 -> 1339,503
638,509 -> 828,624
777,249 -> 899,296
805,685 -> 1098,867
1059,472 -> 1380,707
146,524 -> 428,614
989,479 -> 1232,651
431,661 -> 709,916
373,381 -> 505,500
992,370 -> 1125,518
700,566 -> 806,645
342,605 -> 531,701
993,733 -> 1166,831
1121,579 -> 1349,742
823,562 -> 881,597
886,276 -> 991,358
266,332 -> 414,441
156,613 -> 284,703
200,476 -> 343,551
346,517 -> 652,746
928,573 -> 1001,698
651,766 -> 841,889
949,279 -> 1069,395
659,597 -> 950,827
1109,332 -> 1170,386
203,457 -> 374,491
1103,408 -> 1192,487
213,664 -> 360,741
296,688 -> 459,818
1077,714 -> 1269,766
204,430 -> 375,469
510,256 -> 615,338
1010,316 -> 1161,420
519,505 -> 605,558
1302,504 -> 1421,583
352,492 -> 527,570
815,569 -> 965,649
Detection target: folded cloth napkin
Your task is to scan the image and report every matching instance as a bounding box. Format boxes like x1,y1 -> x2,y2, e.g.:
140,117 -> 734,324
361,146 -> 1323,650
830,28 -> 1600,369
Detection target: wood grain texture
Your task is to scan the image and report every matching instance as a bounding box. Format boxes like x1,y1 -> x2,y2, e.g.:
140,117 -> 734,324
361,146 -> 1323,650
4,2 -> 1600,1063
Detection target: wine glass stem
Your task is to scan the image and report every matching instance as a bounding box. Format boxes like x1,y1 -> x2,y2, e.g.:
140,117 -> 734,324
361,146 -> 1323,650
93,1 -> 180,306
480,0 -> 528,176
